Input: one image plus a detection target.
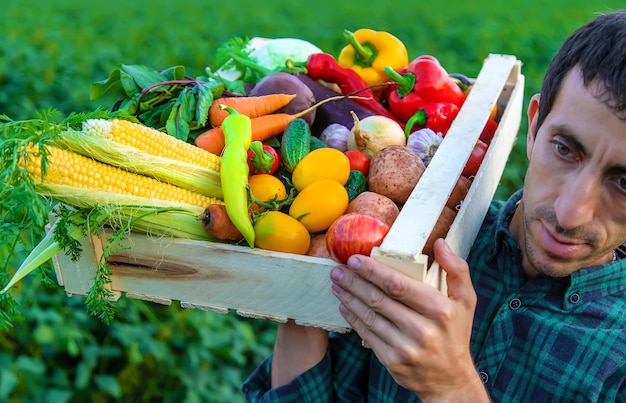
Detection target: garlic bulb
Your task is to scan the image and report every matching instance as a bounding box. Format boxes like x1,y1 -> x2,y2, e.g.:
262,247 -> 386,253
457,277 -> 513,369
320,123 -> 351,151
406,128 -> 443,166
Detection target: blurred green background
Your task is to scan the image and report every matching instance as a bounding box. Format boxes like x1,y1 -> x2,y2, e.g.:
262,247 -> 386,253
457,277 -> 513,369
1,0 -> 623,401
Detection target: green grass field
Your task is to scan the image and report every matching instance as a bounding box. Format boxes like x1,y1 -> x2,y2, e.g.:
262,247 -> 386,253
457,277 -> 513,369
1,1 -> 624,401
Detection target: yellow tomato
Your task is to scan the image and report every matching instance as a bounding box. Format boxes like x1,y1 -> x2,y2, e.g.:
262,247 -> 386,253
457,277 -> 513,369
254,211 -> 311,255
248,174 -> 287,211
291,148 -> 351,191
289,180 -> 349,233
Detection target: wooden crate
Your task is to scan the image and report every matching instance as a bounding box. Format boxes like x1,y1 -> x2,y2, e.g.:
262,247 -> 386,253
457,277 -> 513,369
53,54 -> 525,333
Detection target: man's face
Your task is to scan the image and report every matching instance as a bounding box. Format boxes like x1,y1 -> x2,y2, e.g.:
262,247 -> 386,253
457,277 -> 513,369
513,68 -> 626,278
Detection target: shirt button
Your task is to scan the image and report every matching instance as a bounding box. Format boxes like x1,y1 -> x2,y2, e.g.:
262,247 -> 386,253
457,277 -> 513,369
479,371 -> 489,383
569,293 -> 580,304
509,298 -> 522,310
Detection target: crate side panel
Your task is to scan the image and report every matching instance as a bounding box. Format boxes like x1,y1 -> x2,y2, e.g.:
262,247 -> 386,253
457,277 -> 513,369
373,54 -> 519,277
426,70 -> 525,293
103,233 -> 349,331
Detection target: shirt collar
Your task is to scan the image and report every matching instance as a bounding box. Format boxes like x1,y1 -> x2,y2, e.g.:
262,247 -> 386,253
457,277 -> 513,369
485,189 -> 523,263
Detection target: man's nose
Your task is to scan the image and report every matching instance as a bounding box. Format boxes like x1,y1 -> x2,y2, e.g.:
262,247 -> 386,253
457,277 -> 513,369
553,173 -> 599,230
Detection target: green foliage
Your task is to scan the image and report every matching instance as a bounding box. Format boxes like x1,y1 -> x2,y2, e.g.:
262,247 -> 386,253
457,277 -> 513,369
90,64 -> 225,141
0,276 -> 276,402
1,0 -> 624,400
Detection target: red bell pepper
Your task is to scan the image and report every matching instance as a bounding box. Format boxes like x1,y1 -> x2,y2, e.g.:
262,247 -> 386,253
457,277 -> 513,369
247,141 -> 279,175
305,52 -> 402,124
404,101 -> 460,136
383,55 -> 466,122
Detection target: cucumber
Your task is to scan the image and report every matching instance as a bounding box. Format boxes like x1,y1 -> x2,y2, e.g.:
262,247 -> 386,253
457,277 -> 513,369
309,135 -> 327,151
281,118 -> 311,172
344,170 -> 368,202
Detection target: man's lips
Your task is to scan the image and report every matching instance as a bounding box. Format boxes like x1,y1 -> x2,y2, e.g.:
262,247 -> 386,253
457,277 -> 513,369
539,223 -> 587,259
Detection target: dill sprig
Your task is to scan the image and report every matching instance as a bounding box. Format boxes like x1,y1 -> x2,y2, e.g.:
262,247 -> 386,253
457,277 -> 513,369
0,108 -> 139,330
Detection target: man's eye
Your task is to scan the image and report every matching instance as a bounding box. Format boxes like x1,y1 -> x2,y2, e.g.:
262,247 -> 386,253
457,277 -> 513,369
553,141 -> 572,157
619,177 -> 626,192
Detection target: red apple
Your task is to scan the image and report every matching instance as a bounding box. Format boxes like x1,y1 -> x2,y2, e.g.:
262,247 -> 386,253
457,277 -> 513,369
326,213 -> 390,264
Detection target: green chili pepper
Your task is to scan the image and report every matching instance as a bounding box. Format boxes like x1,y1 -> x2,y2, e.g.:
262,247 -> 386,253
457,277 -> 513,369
220,105 -> 255,247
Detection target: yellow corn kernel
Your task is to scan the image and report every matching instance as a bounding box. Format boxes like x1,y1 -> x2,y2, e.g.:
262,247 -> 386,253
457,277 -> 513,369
25,146 -> 222,209
82,119 -> 221,172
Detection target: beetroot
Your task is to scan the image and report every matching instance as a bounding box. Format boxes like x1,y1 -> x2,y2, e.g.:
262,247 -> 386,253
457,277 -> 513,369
249,72 -> 316,126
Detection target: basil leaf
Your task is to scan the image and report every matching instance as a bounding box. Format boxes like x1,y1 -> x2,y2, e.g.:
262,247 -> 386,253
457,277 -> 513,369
89,69 -> 123,100
120,64 -> 168,91
139,103 -> 171,129
159,65 -> 187,81
116,93 -> 141,115
195,82 -> 215,127
166,90 -> 191,141
119,70 -> 140,97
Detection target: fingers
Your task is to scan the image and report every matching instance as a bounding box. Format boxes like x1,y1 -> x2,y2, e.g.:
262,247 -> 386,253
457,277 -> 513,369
330,240 -> 477,340
334,254 -> 446,316
433,239 -> 477,309
330,257 -> 429,349
331,275 -> 396,349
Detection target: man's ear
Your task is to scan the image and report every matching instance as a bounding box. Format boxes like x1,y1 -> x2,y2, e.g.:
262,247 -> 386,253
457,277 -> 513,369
526,94 -> 540,160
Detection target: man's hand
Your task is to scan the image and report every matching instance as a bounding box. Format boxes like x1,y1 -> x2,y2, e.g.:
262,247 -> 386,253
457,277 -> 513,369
330,238 -> 489,401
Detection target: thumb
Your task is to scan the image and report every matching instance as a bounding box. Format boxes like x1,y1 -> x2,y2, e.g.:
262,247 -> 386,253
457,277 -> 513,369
433,238 -> 477,307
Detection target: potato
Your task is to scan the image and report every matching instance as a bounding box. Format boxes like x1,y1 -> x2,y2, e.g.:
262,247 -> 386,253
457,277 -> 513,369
249,72 -> 316,126
446,175 -> 472,212
423,206 -> 457,264
345,191 -> 400,227
367,145 -> 426,204
306,233 -> 331,258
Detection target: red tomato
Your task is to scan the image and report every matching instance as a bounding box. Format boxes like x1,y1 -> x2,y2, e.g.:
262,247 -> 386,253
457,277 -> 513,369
479,118 -> 498,145
326,213 -> 390,264
344,150 -> 370,176
462,139 -> 489,179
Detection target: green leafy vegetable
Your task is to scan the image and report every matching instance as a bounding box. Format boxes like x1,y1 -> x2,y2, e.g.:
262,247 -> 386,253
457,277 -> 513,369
90,64 -> 225,141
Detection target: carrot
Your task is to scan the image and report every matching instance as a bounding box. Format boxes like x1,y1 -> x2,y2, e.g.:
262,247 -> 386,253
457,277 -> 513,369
194,126 -> 225,156
208,93 -> 297,127
195,95 -> 362,155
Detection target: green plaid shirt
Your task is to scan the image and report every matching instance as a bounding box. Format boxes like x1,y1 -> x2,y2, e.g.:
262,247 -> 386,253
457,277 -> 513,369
243,191 -> 626,402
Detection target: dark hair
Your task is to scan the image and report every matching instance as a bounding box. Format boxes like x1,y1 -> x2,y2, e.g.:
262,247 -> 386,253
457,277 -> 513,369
535,10 -> 626,133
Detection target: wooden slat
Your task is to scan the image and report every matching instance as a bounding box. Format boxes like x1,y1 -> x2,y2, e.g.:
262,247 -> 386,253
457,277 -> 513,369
101,232 -> 350,332
371,54 -> 520,281
425,61 -> 525,293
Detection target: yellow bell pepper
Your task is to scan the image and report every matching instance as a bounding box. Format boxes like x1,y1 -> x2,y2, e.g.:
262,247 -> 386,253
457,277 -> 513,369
337,29 -> 409,92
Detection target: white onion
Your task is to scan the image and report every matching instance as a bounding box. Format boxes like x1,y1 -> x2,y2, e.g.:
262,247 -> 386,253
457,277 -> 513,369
347,113 -> 406,158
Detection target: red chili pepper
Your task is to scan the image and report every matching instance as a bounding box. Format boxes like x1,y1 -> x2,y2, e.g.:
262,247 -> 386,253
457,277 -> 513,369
404,101 -> 460,136
306,52 -> 402,124
247,141 -> 279,175
383,55 -> 466,122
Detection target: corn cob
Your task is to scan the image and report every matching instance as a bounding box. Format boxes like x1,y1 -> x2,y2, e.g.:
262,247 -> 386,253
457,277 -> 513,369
24,145 -> 223,209
59,119 -> 224,199
83,118 -> 221,171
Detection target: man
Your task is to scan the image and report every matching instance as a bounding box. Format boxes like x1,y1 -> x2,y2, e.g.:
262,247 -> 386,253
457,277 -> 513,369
244,10 -> 626,401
